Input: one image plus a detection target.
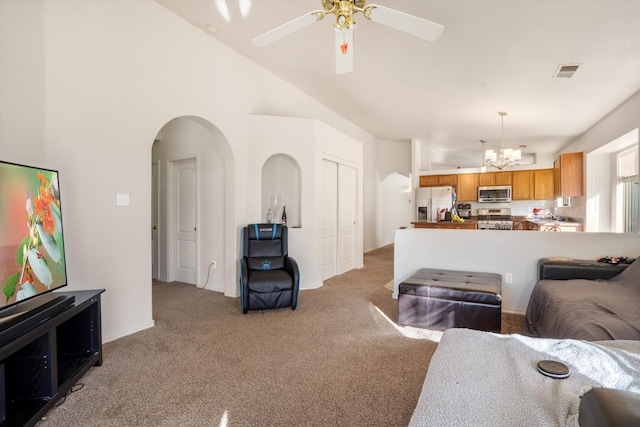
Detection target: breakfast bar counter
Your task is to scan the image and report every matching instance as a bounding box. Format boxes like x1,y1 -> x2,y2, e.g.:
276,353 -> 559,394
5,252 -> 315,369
412,220 -> 477,229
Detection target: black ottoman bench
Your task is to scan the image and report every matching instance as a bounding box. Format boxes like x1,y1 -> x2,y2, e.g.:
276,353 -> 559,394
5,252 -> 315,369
398,268 -> 502,332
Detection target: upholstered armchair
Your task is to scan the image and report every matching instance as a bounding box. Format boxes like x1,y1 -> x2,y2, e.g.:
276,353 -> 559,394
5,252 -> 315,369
239,224 -> 300,314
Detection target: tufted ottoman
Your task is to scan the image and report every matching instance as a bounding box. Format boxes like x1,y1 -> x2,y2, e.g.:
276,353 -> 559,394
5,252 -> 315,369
398,268 -> 502,332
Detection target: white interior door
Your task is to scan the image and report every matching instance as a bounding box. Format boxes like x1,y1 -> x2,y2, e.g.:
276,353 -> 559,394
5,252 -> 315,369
337,164 -> 356,275
173,158 -> 197,284
151,163 -> 159,280
321,160 -> 338,280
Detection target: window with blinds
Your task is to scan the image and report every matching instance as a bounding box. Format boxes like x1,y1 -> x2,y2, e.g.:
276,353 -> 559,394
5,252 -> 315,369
617,144 -> 639,233
617,145 -> 638,182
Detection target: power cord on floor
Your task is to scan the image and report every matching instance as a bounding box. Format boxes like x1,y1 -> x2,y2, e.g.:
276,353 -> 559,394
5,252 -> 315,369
196,262 -> 215,289
38,381 -> 86,423
53,382 -> 85,408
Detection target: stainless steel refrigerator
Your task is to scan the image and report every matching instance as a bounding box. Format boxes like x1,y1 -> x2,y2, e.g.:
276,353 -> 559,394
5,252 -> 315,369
415,186 -> 454,222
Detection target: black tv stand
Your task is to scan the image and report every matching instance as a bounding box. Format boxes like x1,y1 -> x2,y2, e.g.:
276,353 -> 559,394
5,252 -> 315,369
0,294 -> 76,346
0,290 -> 104,427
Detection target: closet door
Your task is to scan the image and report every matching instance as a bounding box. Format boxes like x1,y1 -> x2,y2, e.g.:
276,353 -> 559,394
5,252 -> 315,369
337,164 -> 356,275
321,160 -> 338,280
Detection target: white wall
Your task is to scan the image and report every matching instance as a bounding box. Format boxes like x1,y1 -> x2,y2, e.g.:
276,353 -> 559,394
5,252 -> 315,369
379,172 -> 412,244
0,0 -> 375,342
362,139 -> 412,250
248,115 -> 319,289
363,139 -> 378,252
377,140 -> 412,246
563,92 -> 640,155
248,115 -> 364,290
394,229 -> 640,314
561,91 -> 640,229
0,0 -> 46,164
584,153 -> 612,232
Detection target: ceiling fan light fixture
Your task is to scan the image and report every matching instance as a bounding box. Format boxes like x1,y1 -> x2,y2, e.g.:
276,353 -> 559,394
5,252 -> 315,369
252,0 -> 444,73
335,12 -> 353,30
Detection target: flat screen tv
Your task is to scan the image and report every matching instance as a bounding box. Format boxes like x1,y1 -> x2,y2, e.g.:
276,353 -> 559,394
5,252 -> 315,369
0,160 -> 71,333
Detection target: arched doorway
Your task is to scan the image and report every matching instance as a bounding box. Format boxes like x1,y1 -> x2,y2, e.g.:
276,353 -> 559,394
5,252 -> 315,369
151,116 -> 235,295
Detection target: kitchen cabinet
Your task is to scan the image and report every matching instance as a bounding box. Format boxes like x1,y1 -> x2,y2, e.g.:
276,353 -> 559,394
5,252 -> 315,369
421,164 -> 564,201
413,222 -> 477,229
494,172 -> 512,185
478,171 -> 512,186
456,173 -> 478,201
420,174 -> 457,187
534,169 -> 555,200
554,152 -> 584,197
512,170 -> 534,200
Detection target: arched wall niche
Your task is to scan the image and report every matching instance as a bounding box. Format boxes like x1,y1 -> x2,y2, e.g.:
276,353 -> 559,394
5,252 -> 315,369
261,154 -> 301,227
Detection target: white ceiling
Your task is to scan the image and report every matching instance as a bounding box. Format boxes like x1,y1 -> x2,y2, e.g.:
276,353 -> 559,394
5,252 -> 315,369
154,0 -> 640,169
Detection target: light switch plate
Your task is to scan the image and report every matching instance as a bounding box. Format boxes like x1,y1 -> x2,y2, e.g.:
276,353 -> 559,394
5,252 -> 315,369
116,193 -> 130,206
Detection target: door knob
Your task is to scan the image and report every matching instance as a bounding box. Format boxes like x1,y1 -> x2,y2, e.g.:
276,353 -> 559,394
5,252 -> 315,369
151,226 -> 157,230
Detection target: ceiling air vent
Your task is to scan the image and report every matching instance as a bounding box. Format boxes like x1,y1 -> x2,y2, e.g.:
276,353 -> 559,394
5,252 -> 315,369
554,64 -> 581,78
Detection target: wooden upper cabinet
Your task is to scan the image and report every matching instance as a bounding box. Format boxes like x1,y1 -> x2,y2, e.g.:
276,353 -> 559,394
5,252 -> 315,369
478,172 -> 495,186
512,170 -> 534,200
457,173 -> 478,201
420,165 -> 565,201
478,171 -> 512,186
494,171 -> 512,185
420,174 -> 458,187
437,174 -> 458,186
554,152 -> 584,197
534,169 -> 555,200
420,175 -> 439,187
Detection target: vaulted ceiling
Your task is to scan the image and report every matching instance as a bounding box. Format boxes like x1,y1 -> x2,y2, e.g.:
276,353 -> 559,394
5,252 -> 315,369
155,0 -> 640,168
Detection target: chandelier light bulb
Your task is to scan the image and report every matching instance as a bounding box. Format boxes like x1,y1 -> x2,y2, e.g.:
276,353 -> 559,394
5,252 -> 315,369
484,111 -> 521,171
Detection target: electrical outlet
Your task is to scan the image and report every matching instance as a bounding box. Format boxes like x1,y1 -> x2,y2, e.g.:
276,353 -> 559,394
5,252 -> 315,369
505,273 -> 513,284
211,260 -> 216,268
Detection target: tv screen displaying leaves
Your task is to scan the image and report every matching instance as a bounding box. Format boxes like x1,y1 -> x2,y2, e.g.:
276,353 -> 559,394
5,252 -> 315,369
0,161 -> 68,309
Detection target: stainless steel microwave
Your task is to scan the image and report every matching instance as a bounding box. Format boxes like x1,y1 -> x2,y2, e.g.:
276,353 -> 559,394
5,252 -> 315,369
478,186 -> 512,203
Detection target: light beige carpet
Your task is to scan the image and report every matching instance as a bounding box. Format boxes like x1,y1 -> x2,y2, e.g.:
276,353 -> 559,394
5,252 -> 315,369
39,244 -> 441,427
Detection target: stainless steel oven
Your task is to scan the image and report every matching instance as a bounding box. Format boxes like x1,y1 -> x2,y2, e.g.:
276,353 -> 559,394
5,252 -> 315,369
478,186 -> 512,203
477,208 -> 513,230
456,203 -> 471,219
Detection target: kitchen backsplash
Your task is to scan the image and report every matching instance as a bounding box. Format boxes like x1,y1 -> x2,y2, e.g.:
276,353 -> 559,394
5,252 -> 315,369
460,199 -> 557,217
556,196 -> 586,219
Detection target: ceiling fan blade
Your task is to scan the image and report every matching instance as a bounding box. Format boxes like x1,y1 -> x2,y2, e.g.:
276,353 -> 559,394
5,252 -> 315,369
252,12 -> 323,47
366,5 -> 444,41
335,26 -> 354,74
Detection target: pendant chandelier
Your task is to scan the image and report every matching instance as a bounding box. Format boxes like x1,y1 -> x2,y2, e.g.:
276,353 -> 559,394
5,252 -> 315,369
485,112 -> 521,171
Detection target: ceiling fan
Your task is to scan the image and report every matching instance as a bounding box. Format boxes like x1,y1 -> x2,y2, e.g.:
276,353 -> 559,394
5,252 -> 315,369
252,0 -> 444,74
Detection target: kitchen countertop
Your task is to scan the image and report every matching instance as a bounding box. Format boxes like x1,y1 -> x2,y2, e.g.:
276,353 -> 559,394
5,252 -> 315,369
412,216 -> 584,230
521,217 -> 583,227
412,217 -> 478,224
